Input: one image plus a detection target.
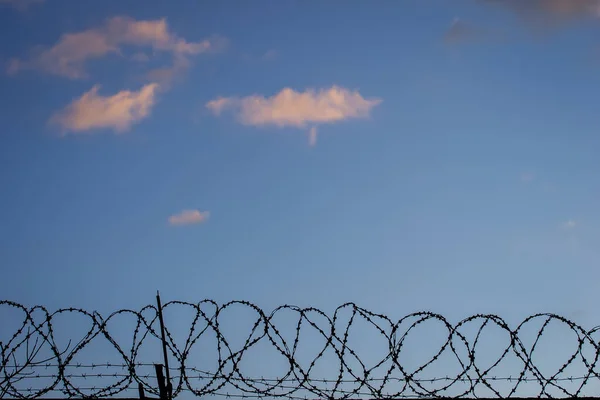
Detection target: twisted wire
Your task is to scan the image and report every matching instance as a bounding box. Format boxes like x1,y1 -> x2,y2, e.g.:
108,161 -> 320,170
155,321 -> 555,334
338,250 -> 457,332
1,300 -> 599,399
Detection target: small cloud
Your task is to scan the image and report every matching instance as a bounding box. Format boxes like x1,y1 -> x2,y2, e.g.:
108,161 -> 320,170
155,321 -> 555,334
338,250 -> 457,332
0,0 -> 43,11
168,210 -> 209,226
520,172 -> 536,183
444,18 -> 484,44
563,219 -> 577,229
49,83 -> 159,134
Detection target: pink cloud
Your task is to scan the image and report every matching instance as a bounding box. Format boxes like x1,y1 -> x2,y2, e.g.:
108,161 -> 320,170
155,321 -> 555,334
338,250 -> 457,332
205,97 -> 234,116
482,0 -> 600,23
207,86 -> 381,126
8,16 -> 219,80
206,86 -> 381,146
49,83 -> 158,134
168,210 -> 210,226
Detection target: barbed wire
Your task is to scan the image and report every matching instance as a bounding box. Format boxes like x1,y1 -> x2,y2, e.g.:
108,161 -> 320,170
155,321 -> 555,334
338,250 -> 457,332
1,300 -> 600,399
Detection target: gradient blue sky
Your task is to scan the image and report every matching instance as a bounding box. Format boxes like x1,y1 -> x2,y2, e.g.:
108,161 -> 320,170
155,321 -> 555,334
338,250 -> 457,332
1,0 -> 600,328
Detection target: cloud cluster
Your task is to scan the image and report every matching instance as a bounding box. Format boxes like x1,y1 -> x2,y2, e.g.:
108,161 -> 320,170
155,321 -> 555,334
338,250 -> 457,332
168,210 -> 210,226
206,86 -> 382,146
49,83 -> 159,134
9,16 -> 222,135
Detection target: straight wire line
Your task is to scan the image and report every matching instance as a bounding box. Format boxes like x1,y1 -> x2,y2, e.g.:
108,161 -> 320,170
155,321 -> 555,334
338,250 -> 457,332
6,372 -> 596,383
7,365 -> 598,384
6,374 -> 156,380
5,363 -> 161,368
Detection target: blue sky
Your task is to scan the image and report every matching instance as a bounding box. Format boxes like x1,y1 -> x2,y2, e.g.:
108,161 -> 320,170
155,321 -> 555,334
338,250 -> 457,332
1,0 -> 600,324
2,1 -> 600,397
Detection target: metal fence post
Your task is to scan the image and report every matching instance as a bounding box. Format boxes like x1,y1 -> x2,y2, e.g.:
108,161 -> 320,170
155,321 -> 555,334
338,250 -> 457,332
138,382 -> 146,400
154,364 -> 167,400
156,291 -> 172,400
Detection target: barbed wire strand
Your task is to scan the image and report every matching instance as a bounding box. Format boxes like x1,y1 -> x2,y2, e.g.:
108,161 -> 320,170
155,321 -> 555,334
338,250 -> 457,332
1,300 -> 600,399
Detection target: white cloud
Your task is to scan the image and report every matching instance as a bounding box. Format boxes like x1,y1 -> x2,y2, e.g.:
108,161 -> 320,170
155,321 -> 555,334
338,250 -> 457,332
206,86 -> 381,145
563,219 -> 577,229
169,210 -> 210,226
49,83 -> 158,134
8,16 -> 218,80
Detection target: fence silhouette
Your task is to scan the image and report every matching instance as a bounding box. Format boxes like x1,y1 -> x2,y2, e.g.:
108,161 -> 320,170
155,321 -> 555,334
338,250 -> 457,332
1,296 -> 600,400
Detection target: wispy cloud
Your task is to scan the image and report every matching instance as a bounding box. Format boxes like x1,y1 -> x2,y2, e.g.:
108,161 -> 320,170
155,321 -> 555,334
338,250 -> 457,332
49,83 -> 158,134
0,0 -> 43,11
168,210 -> 210,226
205,97 -> 231,116
563,219 -> 577,229
146,35 -> 227,88
481,0 -> 600,25
453,1 -> 600,45
7,16 -> 220,81
206,86 -> 381,145
13,16 -> 227,135
444,18 -> 485,44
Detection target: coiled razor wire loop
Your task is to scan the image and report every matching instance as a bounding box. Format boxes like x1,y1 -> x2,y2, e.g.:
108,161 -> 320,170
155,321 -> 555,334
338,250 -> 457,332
1,300 -> 600,399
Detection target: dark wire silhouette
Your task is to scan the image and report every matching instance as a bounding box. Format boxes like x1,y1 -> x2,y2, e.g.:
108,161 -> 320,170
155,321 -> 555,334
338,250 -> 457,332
1,300 -> 599,399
